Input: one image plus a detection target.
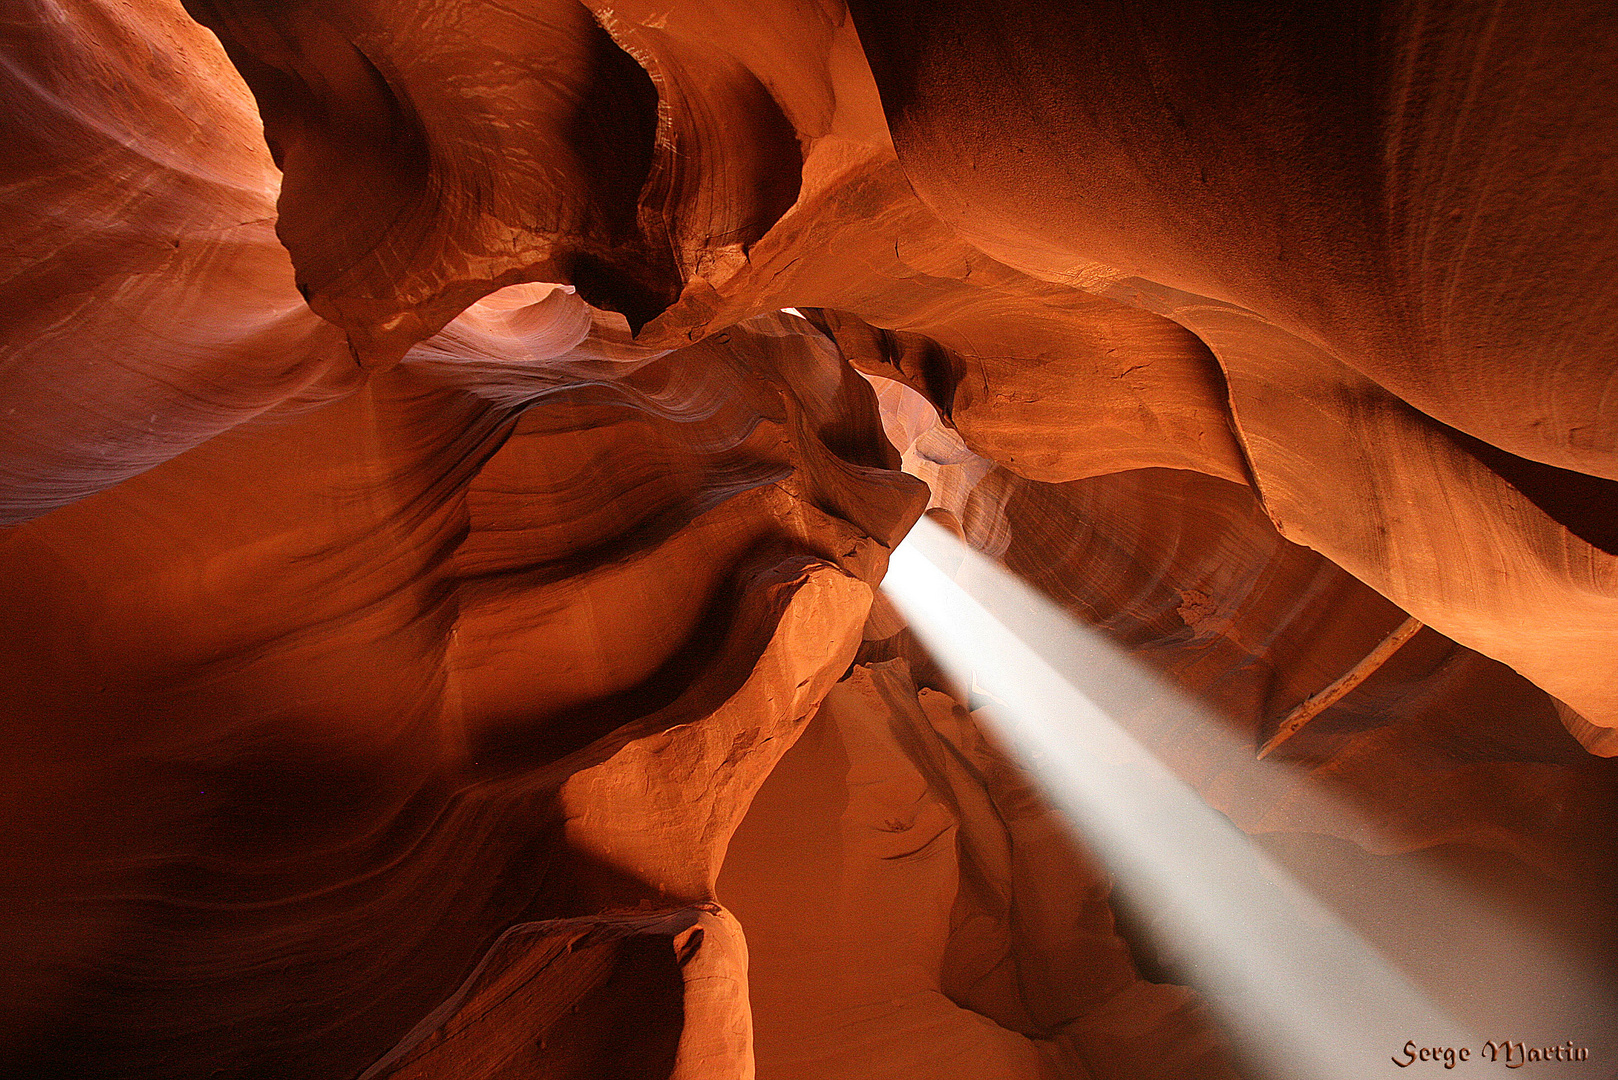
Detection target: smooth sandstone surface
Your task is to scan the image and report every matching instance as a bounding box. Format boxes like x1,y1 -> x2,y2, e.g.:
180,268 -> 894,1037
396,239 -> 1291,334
3,0 -> 1616,1076
719,661 -> 1242,1080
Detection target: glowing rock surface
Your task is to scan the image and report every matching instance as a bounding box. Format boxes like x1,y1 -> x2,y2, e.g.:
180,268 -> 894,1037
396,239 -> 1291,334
2,0 -> 1615,1076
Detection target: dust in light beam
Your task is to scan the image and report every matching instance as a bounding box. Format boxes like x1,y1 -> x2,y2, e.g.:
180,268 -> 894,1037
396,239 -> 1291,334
882,514 -> 1475,1080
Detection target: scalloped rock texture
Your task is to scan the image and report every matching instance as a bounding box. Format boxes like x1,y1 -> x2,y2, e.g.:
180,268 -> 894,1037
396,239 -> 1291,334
3,0 -> 1616,1077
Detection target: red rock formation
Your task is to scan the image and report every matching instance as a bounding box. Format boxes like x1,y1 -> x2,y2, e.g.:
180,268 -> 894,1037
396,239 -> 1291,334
3,0 -> 1616,1076
720,660 -> 1242,1080
844,0 -> 1618,734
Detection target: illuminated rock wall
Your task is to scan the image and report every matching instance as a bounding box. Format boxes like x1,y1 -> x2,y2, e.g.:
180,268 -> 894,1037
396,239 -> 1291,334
2,0 -> 1615,1076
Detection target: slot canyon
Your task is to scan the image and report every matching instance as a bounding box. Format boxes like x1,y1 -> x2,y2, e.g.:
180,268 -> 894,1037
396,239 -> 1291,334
2,0 -> 1616,1077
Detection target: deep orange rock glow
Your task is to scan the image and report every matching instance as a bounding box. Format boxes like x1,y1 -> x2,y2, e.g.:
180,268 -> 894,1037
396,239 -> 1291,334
2,1 -> 1615,1077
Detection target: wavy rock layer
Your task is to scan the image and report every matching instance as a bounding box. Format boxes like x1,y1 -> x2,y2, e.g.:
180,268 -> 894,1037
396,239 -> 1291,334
845,0 -> 1618,733
3,0 -> 1617,1075
72,0 -> 1618,738
0,0 -> 357,522
867,383 -> 1618,1047
874,380 -> 1618,874
1,253 -> 923,1079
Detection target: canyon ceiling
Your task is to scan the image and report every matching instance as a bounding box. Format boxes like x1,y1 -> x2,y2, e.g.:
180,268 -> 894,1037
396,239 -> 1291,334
2,0 -> 1616,1077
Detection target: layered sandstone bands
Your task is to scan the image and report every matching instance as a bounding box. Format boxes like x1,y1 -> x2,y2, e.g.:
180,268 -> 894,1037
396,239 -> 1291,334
3,0 -> 1616,1077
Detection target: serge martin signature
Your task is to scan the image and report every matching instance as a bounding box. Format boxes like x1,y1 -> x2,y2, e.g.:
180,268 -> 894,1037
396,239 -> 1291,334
1393,1040 -> 1593,1069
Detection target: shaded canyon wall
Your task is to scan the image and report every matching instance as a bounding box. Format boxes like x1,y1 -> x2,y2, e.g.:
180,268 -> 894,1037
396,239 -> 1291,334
3,0 -> 1617,1076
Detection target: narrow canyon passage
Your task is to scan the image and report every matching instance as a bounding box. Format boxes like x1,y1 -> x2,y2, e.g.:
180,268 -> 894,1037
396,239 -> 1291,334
3,0 -> 1616,1077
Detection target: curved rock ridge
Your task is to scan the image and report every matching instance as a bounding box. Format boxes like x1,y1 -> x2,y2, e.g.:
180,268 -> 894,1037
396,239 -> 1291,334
838,288 -> 1618,742
0,0 -> 359,523
849,0 -> 1618,478
177,0 -> 825,362
154,0 -> 1618,735
841,0 -> 1618,733
869,379 -> 1618,877
720,658 -> 1244,1080
0,225 -> 924,1079
4,0 -> 1618,1074
860,386 -> 1617,1050
358,906 -> 746,1080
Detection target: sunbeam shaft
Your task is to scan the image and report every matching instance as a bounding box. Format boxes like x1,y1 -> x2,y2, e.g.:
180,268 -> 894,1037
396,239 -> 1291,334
882,516 -> 1471,1080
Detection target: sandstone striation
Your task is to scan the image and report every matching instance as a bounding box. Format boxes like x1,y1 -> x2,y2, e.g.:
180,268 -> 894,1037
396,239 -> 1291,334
3,0 -> 1616,1076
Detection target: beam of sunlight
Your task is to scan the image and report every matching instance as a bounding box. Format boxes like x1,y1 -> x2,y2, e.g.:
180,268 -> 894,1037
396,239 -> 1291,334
884,516 -> 1478,1080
